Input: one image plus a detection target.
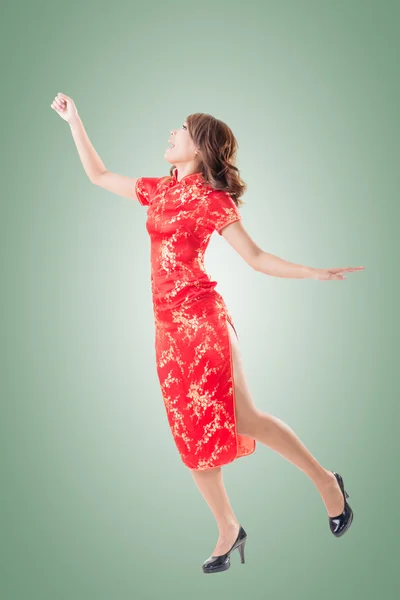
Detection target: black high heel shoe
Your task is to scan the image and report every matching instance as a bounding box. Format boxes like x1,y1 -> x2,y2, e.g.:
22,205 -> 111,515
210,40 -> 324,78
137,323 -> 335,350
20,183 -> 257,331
202,525 -> 247,574
329,472 -> 354,537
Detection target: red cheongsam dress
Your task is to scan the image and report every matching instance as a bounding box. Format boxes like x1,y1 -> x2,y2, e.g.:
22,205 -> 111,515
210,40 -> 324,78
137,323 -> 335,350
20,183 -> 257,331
135,167 -> 256,470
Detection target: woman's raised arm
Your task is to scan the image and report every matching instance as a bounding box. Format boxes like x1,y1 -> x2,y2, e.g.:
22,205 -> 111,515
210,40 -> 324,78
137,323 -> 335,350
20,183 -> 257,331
51,92 -> 140,202
92,170 -> 140,202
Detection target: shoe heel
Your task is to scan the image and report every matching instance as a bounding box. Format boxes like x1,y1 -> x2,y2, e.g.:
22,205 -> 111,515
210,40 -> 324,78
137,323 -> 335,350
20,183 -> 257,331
238,540 -> 246,564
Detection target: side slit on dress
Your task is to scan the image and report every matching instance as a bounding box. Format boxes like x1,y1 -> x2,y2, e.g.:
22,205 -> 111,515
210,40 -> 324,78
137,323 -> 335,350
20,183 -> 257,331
224,317 -> 256,464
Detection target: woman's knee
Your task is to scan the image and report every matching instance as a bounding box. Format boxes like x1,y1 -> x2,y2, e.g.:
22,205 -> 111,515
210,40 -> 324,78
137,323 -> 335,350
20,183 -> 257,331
236,409 -> 261,436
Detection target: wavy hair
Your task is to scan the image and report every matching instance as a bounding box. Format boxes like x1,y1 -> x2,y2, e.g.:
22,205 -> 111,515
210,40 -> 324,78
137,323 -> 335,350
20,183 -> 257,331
168,113 -> 247,207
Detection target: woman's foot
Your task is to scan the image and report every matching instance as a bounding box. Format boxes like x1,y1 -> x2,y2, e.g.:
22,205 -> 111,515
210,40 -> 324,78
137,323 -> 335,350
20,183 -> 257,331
318,470 -> 347,517
212,521 -> 241,556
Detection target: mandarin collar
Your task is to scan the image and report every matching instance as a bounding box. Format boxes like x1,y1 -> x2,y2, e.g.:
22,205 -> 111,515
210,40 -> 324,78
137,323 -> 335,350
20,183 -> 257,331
171,168 -> 204,186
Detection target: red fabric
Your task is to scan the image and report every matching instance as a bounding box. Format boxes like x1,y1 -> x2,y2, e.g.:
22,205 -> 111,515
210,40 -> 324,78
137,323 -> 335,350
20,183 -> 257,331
136,168 -> 256,469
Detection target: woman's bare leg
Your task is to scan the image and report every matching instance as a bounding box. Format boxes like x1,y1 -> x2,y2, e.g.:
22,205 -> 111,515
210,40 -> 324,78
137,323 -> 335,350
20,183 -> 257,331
227,321 -> 346,518
189,322 -> 346,555
190,466 -> 241,556
243,413 -> 345,516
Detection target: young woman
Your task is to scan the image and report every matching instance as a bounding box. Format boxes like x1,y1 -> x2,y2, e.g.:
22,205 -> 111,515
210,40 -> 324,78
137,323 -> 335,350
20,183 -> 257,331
51,92 -> 363,574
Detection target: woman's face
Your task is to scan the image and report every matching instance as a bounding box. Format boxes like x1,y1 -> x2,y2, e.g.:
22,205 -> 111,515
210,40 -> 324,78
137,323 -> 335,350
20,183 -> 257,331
165,121 -> 199,165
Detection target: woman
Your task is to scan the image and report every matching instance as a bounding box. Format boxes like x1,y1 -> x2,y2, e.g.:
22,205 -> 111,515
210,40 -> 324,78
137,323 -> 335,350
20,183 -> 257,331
51,93 -> 363,574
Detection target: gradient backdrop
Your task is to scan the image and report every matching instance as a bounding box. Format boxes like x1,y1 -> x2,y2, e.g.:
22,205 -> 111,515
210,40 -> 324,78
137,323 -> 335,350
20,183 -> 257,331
2,0 -> 398,598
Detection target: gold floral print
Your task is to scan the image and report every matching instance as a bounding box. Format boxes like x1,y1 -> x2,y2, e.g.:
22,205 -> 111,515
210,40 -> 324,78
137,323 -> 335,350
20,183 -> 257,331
136,168 -> 256,469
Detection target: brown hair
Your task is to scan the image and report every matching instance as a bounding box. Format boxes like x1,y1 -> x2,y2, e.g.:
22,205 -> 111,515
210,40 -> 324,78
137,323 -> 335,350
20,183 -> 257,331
168,113 -> 247,207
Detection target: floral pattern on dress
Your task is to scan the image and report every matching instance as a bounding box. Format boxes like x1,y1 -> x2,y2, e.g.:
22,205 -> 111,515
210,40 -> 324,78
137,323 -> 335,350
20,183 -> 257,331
136,168 -> 256,469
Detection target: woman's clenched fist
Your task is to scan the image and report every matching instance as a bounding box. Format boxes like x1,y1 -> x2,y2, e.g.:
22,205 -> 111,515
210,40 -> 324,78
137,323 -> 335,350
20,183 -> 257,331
51,92 -> 79,124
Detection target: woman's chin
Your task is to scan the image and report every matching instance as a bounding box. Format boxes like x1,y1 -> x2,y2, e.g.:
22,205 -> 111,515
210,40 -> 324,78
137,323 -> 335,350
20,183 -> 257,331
164,150 -> 175,163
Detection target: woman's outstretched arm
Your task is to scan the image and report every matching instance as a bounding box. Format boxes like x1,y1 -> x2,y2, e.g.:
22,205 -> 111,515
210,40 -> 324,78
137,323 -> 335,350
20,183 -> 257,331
51,92 -> 140,201
68,116 -> 106,183
220,220 -> 364,280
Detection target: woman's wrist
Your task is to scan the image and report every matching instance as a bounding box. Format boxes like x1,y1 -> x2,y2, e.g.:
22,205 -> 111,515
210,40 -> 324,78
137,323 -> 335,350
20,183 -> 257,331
302,266 -> 316,279
69,114 -> 81,129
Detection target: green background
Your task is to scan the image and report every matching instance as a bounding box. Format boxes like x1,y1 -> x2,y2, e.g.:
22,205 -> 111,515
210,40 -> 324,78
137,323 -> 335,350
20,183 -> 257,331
2,0 -> 397,598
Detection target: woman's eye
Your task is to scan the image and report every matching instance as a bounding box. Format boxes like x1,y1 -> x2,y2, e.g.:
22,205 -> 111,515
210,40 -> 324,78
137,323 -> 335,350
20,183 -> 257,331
182,125 -> 187,129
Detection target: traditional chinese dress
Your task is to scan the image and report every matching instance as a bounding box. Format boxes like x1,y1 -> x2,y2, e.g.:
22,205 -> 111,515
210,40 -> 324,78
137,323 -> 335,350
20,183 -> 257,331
135,167 -> 256,470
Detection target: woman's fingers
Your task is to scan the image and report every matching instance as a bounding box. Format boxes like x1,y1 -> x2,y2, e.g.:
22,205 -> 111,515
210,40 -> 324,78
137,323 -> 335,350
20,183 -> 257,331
330,269 -> 364,278
329,266 -> 364,274
51,94 -> 67,113
342,267 -> 364,272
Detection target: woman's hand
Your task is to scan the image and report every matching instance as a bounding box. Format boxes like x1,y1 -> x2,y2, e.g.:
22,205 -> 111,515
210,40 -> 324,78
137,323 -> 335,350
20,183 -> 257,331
50,92 -> 79,124
311,266 -> 364,280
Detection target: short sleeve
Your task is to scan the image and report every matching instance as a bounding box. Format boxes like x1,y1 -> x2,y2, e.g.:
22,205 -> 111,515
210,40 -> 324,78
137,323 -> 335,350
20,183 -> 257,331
206,190 -> 242,235
135,177 -> 164,206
